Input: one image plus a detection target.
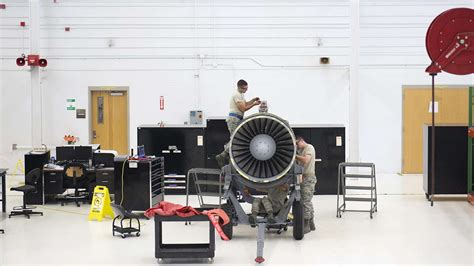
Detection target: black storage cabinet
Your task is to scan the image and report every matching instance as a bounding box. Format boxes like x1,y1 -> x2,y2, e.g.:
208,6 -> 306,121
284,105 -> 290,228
138,126 -> 205,195
138,122 -> 345,195
114,157 -> 164,211
423,125 -> 469,196
292,126 -> 346,195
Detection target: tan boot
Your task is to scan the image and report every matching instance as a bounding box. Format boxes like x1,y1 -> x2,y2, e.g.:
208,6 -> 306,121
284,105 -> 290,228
248,213 -> 257,227
309,218 -> 315,231
304,219 -> 311,234
267,214 -> 276,224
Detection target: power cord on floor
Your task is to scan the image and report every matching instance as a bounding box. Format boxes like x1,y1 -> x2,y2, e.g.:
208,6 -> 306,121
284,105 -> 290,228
120,158 -> 129,206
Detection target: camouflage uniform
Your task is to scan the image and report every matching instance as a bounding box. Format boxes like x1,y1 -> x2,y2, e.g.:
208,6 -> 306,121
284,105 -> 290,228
223,116 -> 241,153
297,144 -> 316,220
216,90 -> 246,167
251,186 -> 288,215
301,175 -> 317,220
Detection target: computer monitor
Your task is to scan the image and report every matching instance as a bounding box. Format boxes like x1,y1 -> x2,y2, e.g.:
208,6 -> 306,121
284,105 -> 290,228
74,146 -> 93,162
137,145 -> 145,158
56,146 -> 75,162
93,152 -> 115,167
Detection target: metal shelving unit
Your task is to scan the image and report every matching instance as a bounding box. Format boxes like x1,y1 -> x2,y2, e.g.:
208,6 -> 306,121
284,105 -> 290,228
337,162 -> 377,219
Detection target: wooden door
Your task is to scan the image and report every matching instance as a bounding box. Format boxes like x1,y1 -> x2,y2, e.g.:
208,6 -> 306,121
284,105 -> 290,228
402,87 -> 468,174
91,90 -> 128,154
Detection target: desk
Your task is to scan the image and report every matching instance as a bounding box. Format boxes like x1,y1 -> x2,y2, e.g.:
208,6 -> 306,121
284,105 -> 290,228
0,168 -> 6,212
41,166 -> 114,204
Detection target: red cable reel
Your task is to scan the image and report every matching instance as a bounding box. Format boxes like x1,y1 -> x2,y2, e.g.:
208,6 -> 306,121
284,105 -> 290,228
425,8 -> 474,75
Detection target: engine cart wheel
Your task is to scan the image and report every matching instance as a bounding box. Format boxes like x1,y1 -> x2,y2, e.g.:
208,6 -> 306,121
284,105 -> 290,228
292,200 -> 304,240
221,203 -> 234,240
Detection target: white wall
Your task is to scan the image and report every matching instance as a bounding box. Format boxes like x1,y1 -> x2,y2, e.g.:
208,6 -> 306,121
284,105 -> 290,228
1,0 -> 473,173
358,0 -> 474,172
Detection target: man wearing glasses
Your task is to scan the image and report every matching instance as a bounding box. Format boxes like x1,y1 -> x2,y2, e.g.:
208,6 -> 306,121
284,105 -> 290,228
215,79 -> 261,168
295,136 -> 317,234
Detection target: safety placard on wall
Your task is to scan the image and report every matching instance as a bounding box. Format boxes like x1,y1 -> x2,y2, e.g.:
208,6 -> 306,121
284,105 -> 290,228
428,101 -> 439,113
66,98 -> 76,111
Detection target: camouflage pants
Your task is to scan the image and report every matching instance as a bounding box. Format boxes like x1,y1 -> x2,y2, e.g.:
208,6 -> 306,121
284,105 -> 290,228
252,197 -> 274,215
223,116 -> 241,153
301,175 -> 317,219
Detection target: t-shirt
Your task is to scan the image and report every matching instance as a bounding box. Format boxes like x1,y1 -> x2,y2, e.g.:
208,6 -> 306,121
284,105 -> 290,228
229,91 -> 245,116
298,144 -> 316,177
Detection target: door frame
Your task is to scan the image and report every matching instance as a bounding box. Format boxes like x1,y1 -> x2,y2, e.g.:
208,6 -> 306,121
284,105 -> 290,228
88,86 -> 130,153
401,84 -> 469,174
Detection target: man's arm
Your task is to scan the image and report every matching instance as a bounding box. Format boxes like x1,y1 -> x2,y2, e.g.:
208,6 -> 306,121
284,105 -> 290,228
295,154 -> 312,165
246,97 -> 260,105
236,99 -> 260,112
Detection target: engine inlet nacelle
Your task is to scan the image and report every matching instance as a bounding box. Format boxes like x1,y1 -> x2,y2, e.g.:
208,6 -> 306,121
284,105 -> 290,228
229,113 -> 297,189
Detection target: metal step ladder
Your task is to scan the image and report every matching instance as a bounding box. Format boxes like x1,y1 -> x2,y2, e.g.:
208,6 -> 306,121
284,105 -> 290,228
186,168 -> 223,208
337,162 -> 378,219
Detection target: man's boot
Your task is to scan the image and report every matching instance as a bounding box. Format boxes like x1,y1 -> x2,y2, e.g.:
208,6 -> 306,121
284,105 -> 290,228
304,219 -> 311,234
309,217 -> 316,231
248,213 -> 257,227
267,213 -> 276,224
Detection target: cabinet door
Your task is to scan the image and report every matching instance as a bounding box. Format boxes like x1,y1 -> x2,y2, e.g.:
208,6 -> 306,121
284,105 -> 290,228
44,171 -> 63,194
310,128 -> 345,195
204,119 -> 229,169
292,127 -> 345,195
96,170 -> 114,193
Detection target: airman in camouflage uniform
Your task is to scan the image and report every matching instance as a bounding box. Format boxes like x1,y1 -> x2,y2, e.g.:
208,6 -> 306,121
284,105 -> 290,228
295,136 -> 317,234
248,185 -> 289,226
215,79 -> 261,168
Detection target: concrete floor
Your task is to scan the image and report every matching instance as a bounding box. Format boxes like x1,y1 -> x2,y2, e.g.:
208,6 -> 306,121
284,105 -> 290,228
0,174 -> 473,265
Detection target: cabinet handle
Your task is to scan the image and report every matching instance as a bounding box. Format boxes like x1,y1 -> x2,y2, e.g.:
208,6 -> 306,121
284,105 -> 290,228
49,181 -> 56,183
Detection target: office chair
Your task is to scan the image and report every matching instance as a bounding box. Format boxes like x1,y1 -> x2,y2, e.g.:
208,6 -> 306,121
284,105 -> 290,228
9,168 -> 44,219
61,162 -> 88,207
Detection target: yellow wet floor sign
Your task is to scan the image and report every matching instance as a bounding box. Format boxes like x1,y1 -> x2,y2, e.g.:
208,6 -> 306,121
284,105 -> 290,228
88,186 -> 114,221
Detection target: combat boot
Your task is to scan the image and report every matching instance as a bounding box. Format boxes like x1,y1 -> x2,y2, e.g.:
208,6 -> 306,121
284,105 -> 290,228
267,214 -> 276,224
248,213 -> 257,227
304,219 -> 311,234
309,217 -> 315,231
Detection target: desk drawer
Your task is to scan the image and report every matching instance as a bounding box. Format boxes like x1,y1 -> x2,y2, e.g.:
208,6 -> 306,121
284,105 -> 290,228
44,171 -> 63,194
96,170 -> 114,193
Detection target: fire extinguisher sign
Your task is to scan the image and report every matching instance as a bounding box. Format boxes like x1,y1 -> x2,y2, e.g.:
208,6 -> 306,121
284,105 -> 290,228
160,96 -> 164,110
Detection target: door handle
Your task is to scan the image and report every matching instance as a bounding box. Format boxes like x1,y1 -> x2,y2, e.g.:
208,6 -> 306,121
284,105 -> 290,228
93,130 -> 97,139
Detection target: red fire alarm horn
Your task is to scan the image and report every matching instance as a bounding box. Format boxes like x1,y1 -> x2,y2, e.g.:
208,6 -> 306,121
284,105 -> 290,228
38,58 -> 48,67
16,54 -> 47,67
16,55 -> 26,66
